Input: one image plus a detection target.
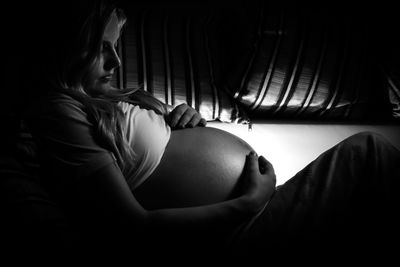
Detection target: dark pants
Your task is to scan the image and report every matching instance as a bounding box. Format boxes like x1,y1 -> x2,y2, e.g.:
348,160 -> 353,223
229,132 -> 400,264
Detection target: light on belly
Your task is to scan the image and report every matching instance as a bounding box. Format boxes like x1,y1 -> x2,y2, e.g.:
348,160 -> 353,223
133,127 -> 254,209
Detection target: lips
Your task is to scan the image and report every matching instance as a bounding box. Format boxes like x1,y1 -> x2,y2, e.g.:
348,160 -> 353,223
100,75 -> 113,82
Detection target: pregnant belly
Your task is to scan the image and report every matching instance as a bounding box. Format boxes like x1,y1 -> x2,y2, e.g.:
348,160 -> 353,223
133,127 -> 254,209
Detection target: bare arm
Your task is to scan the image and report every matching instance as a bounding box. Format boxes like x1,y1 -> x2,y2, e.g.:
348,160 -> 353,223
74,152 -> 276,238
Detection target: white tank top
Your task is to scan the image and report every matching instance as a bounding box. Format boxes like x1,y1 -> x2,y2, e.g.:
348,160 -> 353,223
118,102 -> 171,189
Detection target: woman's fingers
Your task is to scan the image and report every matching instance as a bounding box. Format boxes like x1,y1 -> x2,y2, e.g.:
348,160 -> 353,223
245,151 -> 259,172
258,156 -> 274,175
258,156 -> 276,187
185,112 -> 202,128
169,103 -> 205,129
246,152 -> 274,175
177,109 -> 196,128
243,152 -> 276,213
169,104 -> 187,128
198,118 -> 207,127
187,115 -> 207,128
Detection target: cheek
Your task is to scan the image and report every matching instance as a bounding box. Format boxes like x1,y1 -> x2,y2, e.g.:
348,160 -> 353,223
88,60 -> 102,78
85,61 -> 102,85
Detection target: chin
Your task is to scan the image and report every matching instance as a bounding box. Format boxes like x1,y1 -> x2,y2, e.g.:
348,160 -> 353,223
88,81 -> 114,94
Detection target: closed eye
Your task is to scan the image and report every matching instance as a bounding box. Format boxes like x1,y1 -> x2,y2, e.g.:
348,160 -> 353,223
102,41 -> 111,52
102,41 -> 118,53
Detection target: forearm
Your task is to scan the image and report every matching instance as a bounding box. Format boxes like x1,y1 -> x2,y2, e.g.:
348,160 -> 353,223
76,153 -> 274,240
145,195 -> 255,233
79,164 -> 258,238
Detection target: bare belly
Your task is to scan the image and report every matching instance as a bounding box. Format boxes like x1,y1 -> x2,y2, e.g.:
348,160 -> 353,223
133,127 -> 253,209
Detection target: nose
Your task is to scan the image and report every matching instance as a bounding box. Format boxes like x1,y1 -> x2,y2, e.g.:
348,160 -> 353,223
104,47 -> 121,71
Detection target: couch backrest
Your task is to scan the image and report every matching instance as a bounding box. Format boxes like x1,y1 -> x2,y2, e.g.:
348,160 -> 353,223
113,1 -> 248,123
225,1 -> 398,122
116,0 -> 399,123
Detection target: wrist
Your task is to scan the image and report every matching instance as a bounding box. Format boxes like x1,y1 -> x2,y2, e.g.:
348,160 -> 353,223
237,195 -> 263,217
240,186 -> 276,215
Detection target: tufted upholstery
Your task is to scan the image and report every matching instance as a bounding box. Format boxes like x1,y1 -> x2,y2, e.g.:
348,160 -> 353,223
114,1 -> 249,123
115,0 -> 399,123
227,2 -> 389,120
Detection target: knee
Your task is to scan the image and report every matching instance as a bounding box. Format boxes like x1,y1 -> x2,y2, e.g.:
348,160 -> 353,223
341,131 -> 397,157
346,131 -> 389,146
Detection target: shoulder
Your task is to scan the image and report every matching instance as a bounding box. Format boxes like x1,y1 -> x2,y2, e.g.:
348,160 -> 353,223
24,91 -> 96,146
27,91 -> 89,124
25,92 -> 115,164
44,92 -> 85,116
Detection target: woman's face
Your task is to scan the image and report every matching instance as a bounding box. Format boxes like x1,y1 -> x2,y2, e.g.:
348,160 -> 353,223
86,11 -> 122,93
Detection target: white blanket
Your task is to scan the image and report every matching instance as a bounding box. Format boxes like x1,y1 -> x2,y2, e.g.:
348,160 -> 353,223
209,121 -> 400,185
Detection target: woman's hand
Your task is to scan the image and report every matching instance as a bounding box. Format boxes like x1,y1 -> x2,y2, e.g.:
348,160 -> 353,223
167,103 -> 207,129
241,151 -> 277,214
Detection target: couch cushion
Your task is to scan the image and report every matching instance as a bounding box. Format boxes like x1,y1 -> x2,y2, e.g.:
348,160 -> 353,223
116,1 -> 248,123
0,155 -> 81,258
384,67 -> 400,119
224,1 -> 396,122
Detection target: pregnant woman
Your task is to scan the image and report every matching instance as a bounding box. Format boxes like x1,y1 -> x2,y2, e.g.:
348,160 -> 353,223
25,0 -> 274,256
23,0 -> 400,264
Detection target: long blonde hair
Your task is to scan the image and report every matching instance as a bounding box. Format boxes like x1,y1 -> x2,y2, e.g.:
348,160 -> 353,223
32,0 -> 167,178
70,87 -> 167,178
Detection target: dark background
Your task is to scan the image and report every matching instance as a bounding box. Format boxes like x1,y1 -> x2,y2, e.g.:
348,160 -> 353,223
2,0 -> 399,113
